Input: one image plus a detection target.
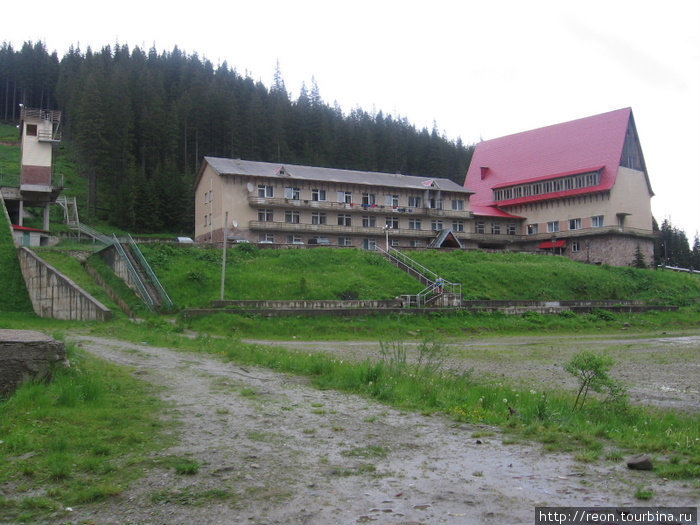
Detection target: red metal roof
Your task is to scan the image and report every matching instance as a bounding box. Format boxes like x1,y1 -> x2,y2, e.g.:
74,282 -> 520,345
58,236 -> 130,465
464,108 -> 633,207
470,204 -> 524,219
538,240 -> 566,249
12,224 -> 48,233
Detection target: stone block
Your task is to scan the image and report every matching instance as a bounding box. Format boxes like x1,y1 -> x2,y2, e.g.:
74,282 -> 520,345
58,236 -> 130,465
0,329 -> 69,397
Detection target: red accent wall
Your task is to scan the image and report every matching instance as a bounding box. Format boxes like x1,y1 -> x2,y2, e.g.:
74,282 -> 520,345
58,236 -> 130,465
21,165 -> 51,185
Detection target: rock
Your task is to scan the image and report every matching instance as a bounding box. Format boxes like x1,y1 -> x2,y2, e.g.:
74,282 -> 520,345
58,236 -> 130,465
476,439 -> 483,445
0,330 -> 69,396
626,454 -> 653,470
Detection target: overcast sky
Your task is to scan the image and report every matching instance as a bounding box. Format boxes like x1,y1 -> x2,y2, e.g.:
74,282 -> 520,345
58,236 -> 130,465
5,0 -> 699,240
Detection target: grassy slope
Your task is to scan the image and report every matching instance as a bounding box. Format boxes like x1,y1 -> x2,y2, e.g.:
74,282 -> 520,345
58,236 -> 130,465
140,243 -> 424,308
0,195 -> 33,314
408,250 -> 700,304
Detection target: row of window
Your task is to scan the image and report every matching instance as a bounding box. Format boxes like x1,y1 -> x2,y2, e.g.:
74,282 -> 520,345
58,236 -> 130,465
475,221 -> 518,235
526,215 -> 604,235
258,234 -> 424,249
493,171 -> 601,202
259,184 -> 464,210
257,209 -> 464,231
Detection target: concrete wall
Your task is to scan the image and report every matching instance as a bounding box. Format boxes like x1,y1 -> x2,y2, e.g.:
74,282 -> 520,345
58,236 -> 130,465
17,247 -> 111,321
0,329 -> 68,396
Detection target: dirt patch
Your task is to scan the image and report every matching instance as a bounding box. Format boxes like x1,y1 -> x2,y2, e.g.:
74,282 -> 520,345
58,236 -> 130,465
247,332 -> 700,412
43,333 -> 700,524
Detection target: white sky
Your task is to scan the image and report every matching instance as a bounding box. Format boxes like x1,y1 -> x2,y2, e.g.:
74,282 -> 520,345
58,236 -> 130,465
5,0 -> 699,240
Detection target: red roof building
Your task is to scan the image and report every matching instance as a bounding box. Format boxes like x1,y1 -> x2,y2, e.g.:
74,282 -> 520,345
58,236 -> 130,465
463,108 -> 655,266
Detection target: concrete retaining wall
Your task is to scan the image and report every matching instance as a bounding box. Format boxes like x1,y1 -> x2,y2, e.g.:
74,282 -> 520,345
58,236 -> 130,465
17,247 -> 111,321
0,329 -> 68,396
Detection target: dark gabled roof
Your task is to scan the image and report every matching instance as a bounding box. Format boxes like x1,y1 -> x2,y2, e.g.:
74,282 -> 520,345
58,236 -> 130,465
464,108 -> 653,207
198,157 -> 473,194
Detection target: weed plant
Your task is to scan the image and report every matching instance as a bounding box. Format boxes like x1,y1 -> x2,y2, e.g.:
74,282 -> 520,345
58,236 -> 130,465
0,343 -> 170,521
0,201 -> 33,313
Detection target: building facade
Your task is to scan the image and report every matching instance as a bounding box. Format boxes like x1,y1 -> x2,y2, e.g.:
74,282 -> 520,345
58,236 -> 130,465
194,158 -> 473,249
194,108 -> 656,267
463,107 -> 655,266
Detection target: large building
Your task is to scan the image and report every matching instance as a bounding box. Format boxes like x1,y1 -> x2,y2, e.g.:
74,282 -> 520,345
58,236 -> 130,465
194,158 -> 473,249
463,107 -> 655,266
194,108 -> 655,266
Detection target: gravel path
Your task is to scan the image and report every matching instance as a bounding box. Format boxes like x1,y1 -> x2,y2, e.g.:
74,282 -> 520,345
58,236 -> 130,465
58,334 -> 699,525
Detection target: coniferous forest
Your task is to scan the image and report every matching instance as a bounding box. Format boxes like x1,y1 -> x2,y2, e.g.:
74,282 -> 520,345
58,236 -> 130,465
0,41 -> 474,233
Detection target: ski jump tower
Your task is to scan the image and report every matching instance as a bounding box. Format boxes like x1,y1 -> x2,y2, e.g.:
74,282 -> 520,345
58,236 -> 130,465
16,106 -> 63,230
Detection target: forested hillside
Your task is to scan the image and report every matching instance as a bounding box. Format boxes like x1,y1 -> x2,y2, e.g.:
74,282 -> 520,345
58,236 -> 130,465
0,41 -> 473,233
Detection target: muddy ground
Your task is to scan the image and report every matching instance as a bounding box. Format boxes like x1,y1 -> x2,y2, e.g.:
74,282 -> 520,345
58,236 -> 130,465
41,330 -> 700,525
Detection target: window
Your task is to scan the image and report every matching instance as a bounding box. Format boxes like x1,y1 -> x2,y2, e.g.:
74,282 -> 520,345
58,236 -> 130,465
491,223 -> 501,235
386,194 -> 399,207
569,218 -> 581,230
591,215 -> 604,228
311,212 -> 327,225
547,221 -> 559,233
362,216 -> 376,228
390,239 -> 400,247
431,220 -> 443,231
258,209 -> 273,222
284,187 -> 300,200
452,221 -> 464,232
362,238 -> 376,250
571,241 -> 580,252
287,235 -> 302,244
259,233 -> 274,243
475,221 -> 485,234
362,193 -> 376,206
527,224 -> 539,235
409,240 -> 422,248
408,196 -> 421,208
258,185 -> 273,198
386,216 -> 399,229
507,223 -> 517,235
285,210 -> 300,224
204,214 -> 208,227
312,189 -> 326,201
337,214 -> 352,227
337,191 -> 352,204
338,237 -> 353,246
408,218 -> 421,230
26,124 -> 37,136
451,199 -> 464,211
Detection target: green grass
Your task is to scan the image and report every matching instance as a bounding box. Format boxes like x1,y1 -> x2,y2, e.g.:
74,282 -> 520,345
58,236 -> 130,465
0,198 -> 33,314
139,243 -> 423,307
184,306 -> 700,340
0,342 -> 171,521
408,250 -> 700,305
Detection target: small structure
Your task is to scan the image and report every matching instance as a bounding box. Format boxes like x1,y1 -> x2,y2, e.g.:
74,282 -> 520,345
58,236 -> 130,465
1,106 -> 63,239
12,224 -> 50,247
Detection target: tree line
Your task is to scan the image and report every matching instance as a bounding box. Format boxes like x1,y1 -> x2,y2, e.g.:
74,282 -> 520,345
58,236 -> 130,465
0,41 -> 473,233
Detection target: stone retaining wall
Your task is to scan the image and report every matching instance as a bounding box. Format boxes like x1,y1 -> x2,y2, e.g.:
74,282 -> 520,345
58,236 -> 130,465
0,329 -> 68,396
17,247 -> 111,321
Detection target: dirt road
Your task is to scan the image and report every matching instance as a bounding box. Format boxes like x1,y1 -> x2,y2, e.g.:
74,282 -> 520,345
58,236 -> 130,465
58,333 -> 698,525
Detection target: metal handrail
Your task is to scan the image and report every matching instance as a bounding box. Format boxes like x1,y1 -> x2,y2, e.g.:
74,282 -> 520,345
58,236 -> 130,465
127,234 -> 173,309
112,234 -> 154,310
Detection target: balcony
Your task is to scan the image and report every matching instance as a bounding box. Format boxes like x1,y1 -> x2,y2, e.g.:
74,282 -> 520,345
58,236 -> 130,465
250,220 -> 433,238
247,195 -> 472,219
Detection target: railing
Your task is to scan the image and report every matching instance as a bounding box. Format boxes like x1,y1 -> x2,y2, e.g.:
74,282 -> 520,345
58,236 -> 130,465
127,234 -> 173,309
250,220 -> 431,238
111,234 -> 155,311
247,195 -> 472,218
376,246 -> 462,307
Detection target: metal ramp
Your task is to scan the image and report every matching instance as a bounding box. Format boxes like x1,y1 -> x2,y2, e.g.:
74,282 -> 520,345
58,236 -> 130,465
55,196 -> 111,244
375,246 -> 461,307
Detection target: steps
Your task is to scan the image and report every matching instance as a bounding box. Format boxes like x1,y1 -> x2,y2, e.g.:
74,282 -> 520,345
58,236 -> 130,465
375,246 -> 462,307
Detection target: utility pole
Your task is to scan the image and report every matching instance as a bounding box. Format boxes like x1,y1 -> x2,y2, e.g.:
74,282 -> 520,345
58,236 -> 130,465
220,211 -> 228,301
